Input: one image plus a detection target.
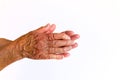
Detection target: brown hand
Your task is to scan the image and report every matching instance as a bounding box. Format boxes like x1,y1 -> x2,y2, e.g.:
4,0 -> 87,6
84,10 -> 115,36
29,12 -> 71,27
14,27 -> 75,60
0,24 -> 80,71
0,24 -> 79,60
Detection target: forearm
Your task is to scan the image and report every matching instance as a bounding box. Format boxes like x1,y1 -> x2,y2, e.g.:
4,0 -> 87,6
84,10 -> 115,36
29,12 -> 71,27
0,42 -> 23,71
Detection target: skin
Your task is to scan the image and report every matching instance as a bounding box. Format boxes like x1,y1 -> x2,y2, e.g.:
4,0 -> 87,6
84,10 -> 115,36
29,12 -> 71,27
0,38 -> 12,48
0,24 -> 80,71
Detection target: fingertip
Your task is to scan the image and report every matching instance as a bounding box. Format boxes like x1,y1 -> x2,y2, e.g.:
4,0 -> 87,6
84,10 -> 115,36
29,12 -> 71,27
45,24 -> 56,34
71,34 -> 80,40
65,31 -> 74,36
50,24 -> 56,31
35,23 -> 51,33
75,34 -> 80,38
45,23 -> 50,29
72,43 -> 78,48
63,53 -> 70,57
51,24 -> 56,28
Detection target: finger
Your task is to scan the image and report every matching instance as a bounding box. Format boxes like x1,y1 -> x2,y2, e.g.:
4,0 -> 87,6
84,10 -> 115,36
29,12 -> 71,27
45,24 -> 56,34
48,46 -> 72,53
49,40 -> 74,47
48,33 -> 70,40
70,34 -> 80,40
62,31 -> 80,40
63,30 -> 74,36
58,53 -> 70,57
35,23 -> 51,33
71,43 -> 78,48
54,43 -> 78,56
49,52 -> 70,59
49,54 -> 64,59
63,53 -> 70,57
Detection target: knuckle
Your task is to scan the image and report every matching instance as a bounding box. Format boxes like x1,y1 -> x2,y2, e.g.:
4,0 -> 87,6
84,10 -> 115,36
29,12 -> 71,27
52,40 -> 57,46
62,33 -> 70,39
48,33 -> 55,40
48,48 -> 54,53
63,46 -> 72,52
63,47 -> 67,52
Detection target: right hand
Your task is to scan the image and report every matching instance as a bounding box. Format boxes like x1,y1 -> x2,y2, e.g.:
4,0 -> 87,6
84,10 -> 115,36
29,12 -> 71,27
12,24 -> 79,60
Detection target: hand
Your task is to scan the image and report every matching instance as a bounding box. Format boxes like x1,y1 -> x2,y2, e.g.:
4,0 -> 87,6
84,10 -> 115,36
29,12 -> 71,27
35,24 -> 80,58
12,24 -> 79,60
0,24 -> 80,71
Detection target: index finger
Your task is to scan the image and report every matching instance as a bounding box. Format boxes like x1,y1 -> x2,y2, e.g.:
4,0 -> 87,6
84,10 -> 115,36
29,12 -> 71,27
48,33 -> 70,40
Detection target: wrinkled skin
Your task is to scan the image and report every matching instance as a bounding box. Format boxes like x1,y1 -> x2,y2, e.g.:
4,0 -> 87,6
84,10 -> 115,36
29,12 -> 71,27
14,30 -> 77,59
0,24 -> 80,71
1,24 -> 80,60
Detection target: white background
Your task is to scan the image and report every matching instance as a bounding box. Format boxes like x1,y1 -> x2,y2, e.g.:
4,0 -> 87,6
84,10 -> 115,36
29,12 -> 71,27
0,0 -> 120,80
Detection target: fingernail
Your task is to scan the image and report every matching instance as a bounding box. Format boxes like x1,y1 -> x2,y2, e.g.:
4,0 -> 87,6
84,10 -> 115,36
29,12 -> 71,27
44,23 -> 50,30
76,35 -> 80,38
72,43 -> 78,48
64,53 -> 70,57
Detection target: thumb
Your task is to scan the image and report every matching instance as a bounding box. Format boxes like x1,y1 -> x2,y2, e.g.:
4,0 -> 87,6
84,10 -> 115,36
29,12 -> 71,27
35,23 -> 51,33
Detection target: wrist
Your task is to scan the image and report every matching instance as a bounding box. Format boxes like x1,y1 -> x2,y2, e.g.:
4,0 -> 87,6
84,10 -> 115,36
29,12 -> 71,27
0,42 -> 23,70
7,41 -> 24,60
